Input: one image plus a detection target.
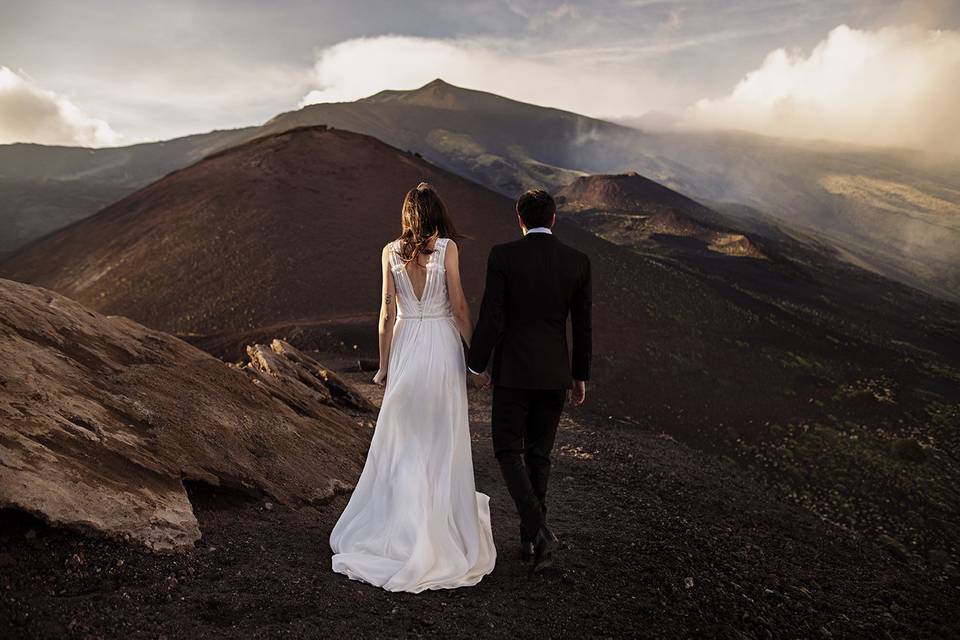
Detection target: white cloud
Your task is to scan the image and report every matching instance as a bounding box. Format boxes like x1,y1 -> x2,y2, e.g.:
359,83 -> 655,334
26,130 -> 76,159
684,25 -> 960,154
299,35 -> 689,118
0,67 -> 120,146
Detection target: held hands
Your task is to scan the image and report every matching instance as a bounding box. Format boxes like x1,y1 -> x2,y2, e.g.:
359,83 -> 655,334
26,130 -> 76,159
372,368 -> 387,386
470,369 -> 491,389
569,380 -> 587,406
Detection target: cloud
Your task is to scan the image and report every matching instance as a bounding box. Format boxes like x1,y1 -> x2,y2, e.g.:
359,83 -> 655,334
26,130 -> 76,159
300,35 -> 689,118
684,25 -> 960,154
528,3 -> 580,30
502,1 -> 579,30
0,67 -> 120,146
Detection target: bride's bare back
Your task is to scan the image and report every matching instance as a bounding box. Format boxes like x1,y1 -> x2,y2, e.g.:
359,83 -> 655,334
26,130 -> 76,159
402,239 -> 437,302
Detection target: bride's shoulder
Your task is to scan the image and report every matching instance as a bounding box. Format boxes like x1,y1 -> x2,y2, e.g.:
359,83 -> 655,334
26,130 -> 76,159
382,240 -> 400,262
440,238 -> 459,267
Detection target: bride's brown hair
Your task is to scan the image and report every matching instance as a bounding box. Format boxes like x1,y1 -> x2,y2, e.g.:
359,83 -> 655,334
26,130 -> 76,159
397,182 -> 459,264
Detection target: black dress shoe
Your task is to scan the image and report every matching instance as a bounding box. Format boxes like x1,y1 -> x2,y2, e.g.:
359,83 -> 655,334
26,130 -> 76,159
531,526 -> 558,573
520,540 -> 535,562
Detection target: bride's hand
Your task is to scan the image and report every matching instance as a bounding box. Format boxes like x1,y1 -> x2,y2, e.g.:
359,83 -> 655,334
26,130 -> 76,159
372,368 -> 387,386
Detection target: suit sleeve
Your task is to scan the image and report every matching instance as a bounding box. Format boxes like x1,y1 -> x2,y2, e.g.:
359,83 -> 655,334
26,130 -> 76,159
570,256 -> 592,381
467,247 -> 506,373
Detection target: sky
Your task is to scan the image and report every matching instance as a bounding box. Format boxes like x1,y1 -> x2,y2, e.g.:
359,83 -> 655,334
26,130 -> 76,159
1,0 -> 959,153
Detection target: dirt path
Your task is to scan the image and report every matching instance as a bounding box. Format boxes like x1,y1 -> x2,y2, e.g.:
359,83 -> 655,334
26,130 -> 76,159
1,369 -> 957,639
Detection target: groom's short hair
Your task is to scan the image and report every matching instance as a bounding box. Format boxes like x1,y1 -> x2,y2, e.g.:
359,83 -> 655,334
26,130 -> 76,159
516,189 -> 556,229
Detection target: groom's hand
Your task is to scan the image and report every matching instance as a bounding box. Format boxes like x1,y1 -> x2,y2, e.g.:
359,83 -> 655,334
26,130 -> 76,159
475,371 -> 492,389
569,380 -> 586,406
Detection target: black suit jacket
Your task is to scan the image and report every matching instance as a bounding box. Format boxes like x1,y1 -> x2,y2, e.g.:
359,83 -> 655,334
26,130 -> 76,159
468,231 -> 592,390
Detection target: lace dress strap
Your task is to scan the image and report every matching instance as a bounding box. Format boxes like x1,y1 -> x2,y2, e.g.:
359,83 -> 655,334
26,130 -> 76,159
387,240 -> 404,271
432,238 -> 450,267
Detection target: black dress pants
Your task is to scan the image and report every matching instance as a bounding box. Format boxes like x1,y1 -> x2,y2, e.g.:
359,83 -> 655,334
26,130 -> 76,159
491,385 -> 566,540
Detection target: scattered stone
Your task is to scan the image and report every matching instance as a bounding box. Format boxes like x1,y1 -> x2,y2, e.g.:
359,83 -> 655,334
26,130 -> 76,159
65,553 -> 85,572
928,549 -> 951,567
890,438 -> 927,463
878,535 -> 909,562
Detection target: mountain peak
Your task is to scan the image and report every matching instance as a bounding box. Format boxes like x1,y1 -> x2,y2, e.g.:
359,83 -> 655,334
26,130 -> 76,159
359,78 -> 561,116
362,78 -> 474,110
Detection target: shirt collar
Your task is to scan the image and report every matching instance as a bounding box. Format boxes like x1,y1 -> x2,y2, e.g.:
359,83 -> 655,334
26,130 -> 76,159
524,227 -> 553,235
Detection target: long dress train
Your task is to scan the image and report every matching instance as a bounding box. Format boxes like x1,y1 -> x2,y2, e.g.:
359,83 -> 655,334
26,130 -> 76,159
330,238 -> 496,592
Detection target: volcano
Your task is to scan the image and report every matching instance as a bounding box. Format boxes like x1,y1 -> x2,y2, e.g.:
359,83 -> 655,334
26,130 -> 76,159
558,172 -> 716,216
0,126 -> 518,341
3,79 -> 958,300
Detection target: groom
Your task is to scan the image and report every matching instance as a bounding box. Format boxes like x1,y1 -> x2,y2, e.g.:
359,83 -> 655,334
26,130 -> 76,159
468,188 -> 592,573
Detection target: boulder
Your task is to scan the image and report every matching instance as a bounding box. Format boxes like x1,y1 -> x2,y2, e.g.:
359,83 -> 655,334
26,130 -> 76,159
0,278 -> 371,551
239,339 -> 377,415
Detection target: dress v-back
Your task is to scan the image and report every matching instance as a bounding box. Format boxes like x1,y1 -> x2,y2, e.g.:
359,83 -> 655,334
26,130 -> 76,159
330,238 -> 497,592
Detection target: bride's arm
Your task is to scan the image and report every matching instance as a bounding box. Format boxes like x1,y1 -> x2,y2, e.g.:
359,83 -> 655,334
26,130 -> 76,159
374,245 -> 398,385
444,241 -> 474,347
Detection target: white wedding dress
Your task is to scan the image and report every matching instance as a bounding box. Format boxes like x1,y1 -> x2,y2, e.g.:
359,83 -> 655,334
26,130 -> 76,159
330,238 -> 497,592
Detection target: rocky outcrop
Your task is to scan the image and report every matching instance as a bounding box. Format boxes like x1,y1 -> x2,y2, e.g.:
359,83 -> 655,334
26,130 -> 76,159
0,278 -> 371,552
238,339 -> 377,415
646,210 -> 767,259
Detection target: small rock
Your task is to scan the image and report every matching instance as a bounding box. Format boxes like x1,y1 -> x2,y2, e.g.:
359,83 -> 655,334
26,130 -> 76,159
65,553 -> 85,571
890,438 -> 927,463
264,501 -> 274,511
928,549 -> 952,567
684,577 -> 694,589
878,535 -> 909,562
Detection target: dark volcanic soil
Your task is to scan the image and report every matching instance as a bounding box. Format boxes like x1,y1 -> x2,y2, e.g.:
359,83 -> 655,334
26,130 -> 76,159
1,365 -> 956,639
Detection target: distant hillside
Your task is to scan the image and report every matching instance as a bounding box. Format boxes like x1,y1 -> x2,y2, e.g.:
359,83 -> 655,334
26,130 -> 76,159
2,79 -> 958,300
558,174 -> 766,259
0,128 -> 255,255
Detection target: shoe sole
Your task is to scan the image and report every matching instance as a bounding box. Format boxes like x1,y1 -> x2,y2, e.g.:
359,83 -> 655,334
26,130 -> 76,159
531,540 -> 556,573
532,555 -> 553,573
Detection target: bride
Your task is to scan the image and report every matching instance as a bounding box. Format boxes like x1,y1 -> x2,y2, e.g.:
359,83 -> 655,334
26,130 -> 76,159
330,182 -> 497,592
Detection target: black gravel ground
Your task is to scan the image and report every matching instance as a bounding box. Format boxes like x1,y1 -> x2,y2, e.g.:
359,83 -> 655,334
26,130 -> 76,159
1,374 -> 957,639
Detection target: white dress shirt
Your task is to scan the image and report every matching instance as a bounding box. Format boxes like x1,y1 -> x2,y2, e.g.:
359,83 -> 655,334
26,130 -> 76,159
524,227 -> 553,235
468,226 -> 552,375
